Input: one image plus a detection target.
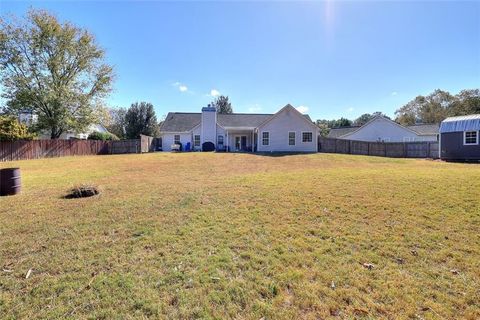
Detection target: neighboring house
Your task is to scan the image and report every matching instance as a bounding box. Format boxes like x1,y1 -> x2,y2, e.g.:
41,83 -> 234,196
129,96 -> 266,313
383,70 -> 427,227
328,116 -> 439,142
440,114 -> 480,161
17,111 -> 109,139
159,104 -> 319,152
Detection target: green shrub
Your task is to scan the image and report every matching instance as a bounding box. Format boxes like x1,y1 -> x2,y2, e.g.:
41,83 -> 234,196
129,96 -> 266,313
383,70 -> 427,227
88,131 -> 119,141
0,116 -> 36,141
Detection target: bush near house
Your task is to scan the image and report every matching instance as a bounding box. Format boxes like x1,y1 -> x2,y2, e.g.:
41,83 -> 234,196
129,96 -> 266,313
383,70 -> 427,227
0,116 -> 36,141
87,131 -> 119,141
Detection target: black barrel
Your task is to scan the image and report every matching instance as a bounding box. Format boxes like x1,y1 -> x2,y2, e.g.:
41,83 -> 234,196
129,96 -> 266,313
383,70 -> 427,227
0,168 -> 21,196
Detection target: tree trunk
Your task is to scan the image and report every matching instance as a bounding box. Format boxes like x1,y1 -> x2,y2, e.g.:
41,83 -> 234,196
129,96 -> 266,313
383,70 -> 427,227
50,127 -> 62,139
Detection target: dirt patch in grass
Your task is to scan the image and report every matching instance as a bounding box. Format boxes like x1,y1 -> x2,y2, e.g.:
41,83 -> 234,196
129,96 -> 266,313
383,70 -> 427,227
64,184 -> 100,199
0,153 -> 479,319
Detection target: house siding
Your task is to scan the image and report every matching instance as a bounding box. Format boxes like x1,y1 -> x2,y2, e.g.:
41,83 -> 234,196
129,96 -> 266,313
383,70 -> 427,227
440,131 -> 480,161
161,133 -> 191,151
257,107 -> 318,152
201,108 -> 217,147
342,117 -> 436,142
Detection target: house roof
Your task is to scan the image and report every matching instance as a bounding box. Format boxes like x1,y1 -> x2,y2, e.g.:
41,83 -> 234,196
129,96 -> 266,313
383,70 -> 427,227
406,123 -> 439,135
440,114 -> 480,133
218,113 -> 273,128
327,117 -> 439,138
160,110 -> 313,132
327,126 -> 359,138
160,113 -> 201,132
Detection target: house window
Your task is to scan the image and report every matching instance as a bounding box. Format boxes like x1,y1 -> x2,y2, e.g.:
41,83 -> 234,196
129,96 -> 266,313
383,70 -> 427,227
302,132 -> 313,143
403,137 -> 415,142
174,135 -> 180,144
218,135 -> 224,145
194,135 -> 200,147
464,131 -> 478,145
288,132 -> 295,145
262,132 -> 269,145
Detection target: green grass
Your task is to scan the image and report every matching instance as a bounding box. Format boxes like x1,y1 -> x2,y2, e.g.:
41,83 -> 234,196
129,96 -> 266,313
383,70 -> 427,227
0,153 -> 479,319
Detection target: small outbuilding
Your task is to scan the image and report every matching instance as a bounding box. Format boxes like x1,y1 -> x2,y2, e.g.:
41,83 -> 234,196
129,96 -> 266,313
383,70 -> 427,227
439,114 -> 480,161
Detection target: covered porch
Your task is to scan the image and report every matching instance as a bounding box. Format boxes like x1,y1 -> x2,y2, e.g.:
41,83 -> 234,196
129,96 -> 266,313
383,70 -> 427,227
224,128 -> 257,152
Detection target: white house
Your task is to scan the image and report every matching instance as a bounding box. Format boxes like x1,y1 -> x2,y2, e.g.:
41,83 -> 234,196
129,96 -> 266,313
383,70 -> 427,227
159,104 -> 319,152
328,116 -> 439,142
17,111 -> 109,139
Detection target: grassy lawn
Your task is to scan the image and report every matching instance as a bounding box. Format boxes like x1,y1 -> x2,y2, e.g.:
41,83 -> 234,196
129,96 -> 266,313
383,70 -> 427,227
0,153 -> 479,319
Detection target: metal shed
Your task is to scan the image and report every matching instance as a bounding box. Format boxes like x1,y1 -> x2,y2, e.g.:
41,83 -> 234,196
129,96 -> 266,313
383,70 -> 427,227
439,114 -> 480,161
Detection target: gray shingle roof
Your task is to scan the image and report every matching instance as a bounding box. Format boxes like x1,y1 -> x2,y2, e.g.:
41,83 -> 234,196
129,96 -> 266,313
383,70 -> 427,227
160,113 -> 201,132
217,113 -> 273,128
327,126 -> 359,138
160,112 -> 313,132
406,124 -> 439,135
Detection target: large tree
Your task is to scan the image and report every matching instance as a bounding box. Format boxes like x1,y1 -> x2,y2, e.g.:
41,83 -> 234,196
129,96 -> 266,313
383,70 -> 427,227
449,89 -> 480,116
0,9 -> 114,138
106,107 -> 127,139
395,89 -> 454,125
124,102 -> 158,138
353,112 -> 390,126
213,95 -> 233,114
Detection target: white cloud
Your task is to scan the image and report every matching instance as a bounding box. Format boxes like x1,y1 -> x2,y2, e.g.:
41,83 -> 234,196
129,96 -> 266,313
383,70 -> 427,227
347,107 -> 354,112
296,105 -> 309,114
391,91 -> 398,96
173,82 -> 188,93
210,89 -> 220,97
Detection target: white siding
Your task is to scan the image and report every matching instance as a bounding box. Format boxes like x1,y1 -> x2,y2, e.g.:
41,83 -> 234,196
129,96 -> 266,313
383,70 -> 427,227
341,117 -> 437,142
201,109 -> 217,145
161,133 -> 191,151
257,107 -> 318,152
192,125 -> 202,151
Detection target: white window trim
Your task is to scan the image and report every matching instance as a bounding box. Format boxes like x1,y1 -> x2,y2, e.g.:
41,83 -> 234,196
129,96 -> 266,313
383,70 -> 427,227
217,135 -> 224,145
194,135 -> 201,147
288,131 -> 296,146
301,131 -> 313,143
262,131 -> 270,146
174,134 -> 181,144
463,130 -> 479,146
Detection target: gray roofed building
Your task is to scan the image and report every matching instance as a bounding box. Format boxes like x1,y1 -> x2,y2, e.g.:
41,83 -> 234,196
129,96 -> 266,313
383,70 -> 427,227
160,112 -> 313,132
159,104 -> 319,152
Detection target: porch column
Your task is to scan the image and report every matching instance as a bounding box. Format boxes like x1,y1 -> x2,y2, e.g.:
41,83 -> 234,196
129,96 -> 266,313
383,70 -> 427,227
252,130 -> 254,152
226,131 -> 229,152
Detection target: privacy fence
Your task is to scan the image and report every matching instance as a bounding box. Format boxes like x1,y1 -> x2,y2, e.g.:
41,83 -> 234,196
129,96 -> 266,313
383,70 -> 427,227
318,137 -> 439,159
0,136 -> 157,162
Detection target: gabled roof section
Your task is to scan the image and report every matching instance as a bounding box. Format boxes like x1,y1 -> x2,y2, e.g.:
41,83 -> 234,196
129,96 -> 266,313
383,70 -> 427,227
339,115 -> 419,138
257,104 -> 317,130
440,114 -> 480,133
160,112 -> 201,132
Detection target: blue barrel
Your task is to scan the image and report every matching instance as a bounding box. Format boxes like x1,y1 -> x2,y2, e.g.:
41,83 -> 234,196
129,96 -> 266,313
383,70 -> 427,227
0,168 -> 21,196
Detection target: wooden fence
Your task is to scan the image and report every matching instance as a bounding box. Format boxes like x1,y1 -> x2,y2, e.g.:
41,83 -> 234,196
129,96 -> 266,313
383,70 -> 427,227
318,137 -> 439,159
0,137 -> 154,162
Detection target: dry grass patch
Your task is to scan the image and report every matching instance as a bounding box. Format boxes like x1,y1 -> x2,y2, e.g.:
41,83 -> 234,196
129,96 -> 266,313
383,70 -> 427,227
0,153 -> 479,319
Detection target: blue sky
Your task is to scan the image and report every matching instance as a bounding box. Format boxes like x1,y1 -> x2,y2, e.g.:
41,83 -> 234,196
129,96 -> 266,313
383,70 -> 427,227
1,1 -> 479,121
